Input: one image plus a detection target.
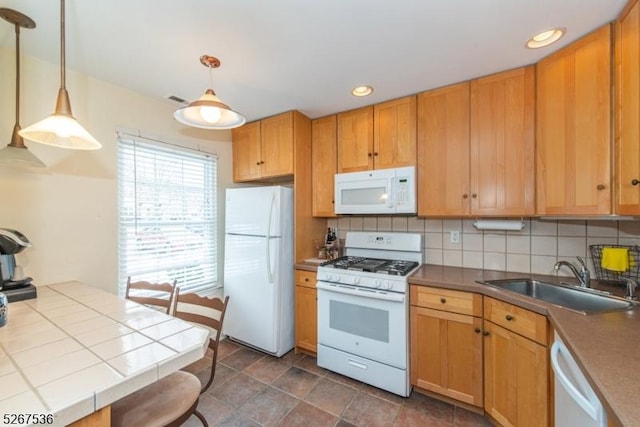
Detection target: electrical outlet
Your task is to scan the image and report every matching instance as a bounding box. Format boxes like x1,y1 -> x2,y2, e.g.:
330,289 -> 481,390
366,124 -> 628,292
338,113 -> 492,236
450,230 -> 460,244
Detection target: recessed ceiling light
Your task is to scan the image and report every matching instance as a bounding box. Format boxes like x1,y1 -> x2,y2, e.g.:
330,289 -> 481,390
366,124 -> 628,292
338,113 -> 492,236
526,27 -> 566,49
352,85 -> 374,97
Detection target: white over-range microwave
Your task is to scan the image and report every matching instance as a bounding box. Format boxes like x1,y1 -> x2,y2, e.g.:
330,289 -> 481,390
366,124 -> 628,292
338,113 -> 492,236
334,166 -> 417,215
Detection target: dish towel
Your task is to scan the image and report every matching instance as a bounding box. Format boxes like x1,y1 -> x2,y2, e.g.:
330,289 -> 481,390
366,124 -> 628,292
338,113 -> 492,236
601,247 -> 632,272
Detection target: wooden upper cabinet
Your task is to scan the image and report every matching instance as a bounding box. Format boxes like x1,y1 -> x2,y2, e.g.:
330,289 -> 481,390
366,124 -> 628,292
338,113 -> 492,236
232,111 -> 301,182
337,106 -> 374,172
470,66 -> 535,216
417,82 -> 471,216
312,116 -> 337,217
536,24 -> 612,215
260,112 -> 295,178
373,96 -> 417,170
616,0 -> 640,214
232,121 -> 262,182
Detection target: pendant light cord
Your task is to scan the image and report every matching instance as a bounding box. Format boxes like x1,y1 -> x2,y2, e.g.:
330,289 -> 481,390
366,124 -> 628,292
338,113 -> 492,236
14,23 -> 20,126
60,0 -> 66,90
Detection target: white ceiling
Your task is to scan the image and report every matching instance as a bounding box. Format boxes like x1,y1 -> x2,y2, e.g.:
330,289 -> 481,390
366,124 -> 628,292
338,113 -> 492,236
0,0 -> 628,123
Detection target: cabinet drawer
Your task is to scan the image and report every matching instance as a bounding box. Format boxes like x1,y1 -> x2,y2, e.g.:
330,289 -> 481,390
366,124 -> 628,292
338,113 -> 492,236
410,286 -> 482,316
295,269 -> 317,288
484,297 -> 548,345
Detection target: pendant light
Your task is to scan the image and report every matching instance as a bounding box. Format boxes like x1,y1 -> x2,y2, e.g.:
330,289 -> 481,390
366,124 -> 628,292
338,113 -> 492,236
174,55 -> 246,130
0,8 -> 45,167
19,0 -> 101,150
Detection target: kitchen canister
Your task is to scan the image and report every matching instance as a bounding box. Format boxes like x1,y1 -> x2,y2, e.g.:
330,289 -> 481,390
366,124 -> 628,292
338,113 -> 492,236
0,292 -> 7,327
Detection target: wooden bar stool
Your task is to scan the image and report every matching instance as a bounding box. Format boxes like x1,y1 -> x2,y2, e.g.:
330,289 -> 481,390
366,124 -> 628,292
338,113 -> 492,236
124,277 -> 177,314
111,290 -> 229,427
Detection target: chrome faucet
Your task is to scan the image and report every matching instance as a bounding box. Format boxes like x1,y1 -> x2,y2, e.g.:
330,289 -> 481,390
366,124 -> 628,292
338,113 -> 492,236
623,278 -> 638,300
554,257 -> 591,288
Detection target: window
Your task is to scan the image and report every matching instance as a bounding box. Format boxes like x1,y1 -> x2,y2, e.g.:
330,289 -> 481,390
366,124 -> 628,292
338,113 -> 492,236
117,134 -> 218,296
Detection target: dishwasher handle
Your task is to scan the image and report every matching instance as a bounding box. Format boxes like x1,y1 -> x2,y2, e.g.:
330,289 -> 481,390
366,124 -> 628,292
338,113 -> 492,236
550,340 -> 600,421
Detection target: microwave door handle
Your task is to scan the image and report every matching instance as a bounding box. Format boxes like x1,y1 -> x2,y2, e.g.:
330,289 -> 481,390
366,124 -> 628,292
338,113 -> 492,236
388,177 -> 394,208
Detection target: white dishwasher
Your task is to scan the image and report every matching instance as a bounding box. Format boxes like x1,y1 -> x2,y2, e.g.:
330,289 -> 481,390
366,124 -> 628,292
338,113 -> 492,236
551,334 -> 607,427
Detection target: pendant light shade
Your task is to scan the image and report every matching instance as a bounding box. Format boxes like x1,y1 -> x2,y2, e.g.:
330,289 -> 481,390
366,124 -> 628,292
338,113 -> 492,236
0,8 -> 45,168
174,55 -> 246,130
19,0 -> 101,150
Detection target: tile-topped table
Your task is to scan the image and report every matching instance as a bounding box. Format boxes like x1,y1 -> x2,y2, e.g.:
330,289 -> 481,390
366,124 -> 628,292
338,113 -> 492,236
0,281 -> 209,427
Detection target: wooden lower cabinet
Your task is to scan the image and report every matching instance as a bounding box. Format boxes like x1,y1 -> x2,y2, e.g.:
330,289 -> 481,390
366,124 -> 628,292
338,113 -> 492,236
294,269 -> 317,355
410,305 -> 483,406
483,298 -> 550,427
411,289 -> 551,426
410,286 -> 483,407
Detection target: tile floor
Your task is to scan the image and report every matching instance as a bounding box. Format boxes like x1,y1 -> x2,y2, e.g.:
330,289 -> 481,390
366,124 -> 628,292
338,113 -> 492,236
181,339 -> 493,427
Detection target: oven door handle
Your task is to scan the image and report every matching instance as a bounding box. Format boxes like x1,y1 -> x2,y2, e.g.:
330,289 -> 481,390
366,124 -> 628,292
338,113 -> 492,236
316,282 -> 405,303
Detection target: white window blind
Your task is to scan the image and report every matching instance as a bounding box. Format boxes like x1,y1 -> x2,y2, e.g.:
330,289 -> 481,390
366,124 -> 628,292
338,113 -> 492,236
117,135 -> 218,296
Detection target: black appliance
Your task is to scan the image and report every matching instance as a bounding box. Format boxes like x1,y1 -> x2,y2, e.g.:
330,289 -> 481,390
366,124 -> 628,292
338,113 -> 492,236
0,228 -> 37,301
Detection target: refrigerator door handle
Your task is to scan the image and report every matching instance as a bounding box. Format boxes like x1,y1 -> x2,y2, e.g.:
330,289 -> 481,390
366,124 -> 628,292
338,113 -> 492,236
265,191 -> 276,283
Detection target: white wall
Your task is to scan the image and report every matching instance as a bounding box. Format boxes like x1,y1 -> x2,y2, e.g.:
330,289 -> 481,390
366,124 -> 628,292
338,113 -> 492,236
0,47 -> 233,294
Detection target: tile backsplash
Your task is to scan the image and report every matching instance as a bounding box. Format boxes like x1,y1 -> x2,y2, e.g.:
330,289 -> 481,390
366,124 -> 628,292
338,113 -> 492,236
326,217 -> 640,278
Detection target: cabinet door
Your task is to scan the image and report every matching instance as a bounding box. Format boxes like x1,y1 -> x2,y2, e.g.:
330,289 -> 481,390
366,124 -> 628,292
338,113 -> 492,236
261,112 -> 294,178
470,67 -> 535,216
337,106 -> 374,172
312,116 -> 337,217
536,24 -> 612,215
410,306 -> 483,407
417,82 -> 470,216
232,121 -> 262,182
484,321 -> 549,427
295,284 -> 317,354
616,0 -> 640,214
374,96 -> 417,169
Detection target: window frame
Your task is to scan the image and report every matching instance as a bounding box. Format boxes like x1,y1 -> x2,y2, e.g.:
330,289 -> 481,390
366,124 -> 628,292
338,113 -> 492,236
117,133 -> 219,296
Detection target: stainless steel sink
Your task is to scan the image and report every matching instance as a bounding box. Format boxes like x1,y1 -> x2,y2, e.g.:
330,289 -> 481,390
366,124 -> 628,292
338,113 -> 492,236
479,278 -> 638,314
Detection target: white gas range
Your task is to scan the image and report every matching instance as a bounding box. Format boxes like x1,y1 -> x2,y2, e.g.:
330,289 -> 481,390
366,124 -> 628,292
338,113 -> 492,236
316,231 -> 422,397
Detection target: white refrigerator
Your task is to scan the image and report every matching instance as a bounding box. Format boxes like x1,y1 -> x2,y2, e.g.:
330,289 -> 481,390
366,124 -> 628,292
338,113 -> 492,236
223,186 -> 294,357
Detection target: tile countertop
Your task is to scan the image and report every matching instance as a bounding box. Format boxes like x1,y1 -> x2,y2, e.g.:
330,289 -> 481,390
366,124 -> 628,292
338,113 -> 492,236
409,264 -> 639,427
0,281 -> 209,427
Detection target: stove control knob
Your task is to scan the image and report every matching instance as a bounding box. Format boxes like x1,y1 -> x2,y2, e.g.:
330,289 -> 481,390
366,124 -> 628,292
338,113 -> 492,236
334,275 -> 342,282
352,277 -> 360,285
325,274 -> 334,282
383,281 -> 393,290
373,280 -> 382,288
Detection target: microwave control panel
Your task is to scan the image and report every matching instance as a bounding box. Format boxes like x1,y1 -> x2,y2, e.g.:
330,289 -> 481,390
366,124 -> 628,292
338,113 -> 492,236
395,177 -> 410,206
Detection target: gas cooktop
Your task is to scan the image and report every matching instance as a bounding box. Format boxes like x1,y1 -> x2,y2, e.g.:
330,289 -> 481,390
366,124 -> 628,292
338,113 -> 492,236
322,256 -> 419,276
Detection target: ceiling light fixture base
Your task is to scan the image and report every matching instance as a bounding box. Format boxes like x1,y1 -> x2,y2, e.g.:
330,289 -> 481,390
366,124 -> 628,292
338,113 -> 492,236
200,55 -> 221,69
0,8 -> 36,29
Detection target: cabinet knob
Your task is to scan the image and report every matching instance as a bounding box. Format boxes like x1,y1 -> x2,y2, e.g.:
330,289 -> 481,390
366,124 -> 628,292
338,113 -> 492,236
374,152 -> 378,156
304,278 -> 309,282
471,193 -> 477,199
474,327 -> 481,334
462,194 -> 468,199
505,314 -> 514,321
256,162 -> 260,165
368,153 -> 372,157
596,184 -> 605,191
632,179 -> 640,186
483,331 -> 490,336
260,161 -> 265,165
440,297 -> 446,304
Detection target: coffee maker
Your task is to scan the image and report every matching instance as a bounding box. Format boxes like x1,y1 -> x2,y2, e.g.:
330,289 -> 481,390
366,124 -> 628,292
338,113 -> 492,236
0,228 -> 36,301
